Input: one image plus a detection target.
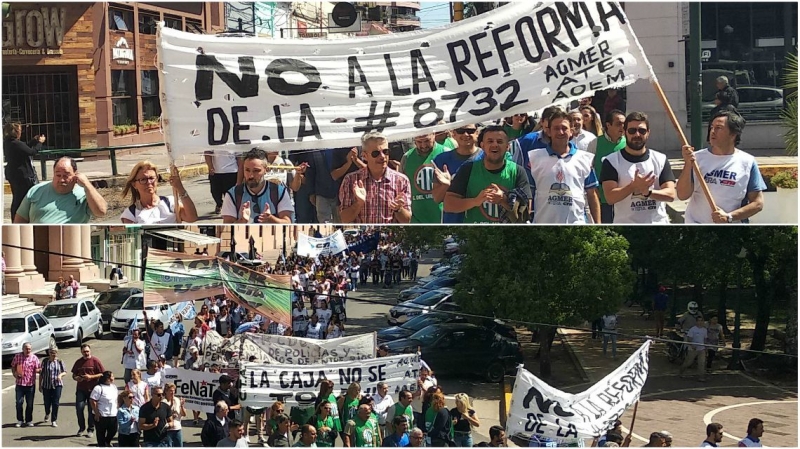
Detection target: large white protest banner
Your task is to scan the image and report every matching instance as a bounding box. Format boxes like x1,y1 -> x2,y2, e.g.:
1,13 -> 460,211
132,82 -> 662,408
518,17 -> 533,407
296,231 -> 349,258
240,353 -> 420,408
245,332 -> 376,365
163,367 -> 222,413
507,340 -> 652,442
157,2 -> 655,156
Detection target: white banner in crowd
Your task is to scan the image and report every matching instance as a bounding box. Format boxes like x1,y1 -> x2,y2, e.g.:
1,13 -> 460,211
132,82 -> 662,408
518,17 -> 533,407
240,353 -> 421,408
245,332 -> 377,365
163,367 -> 222,413
157,1 -> 655,155
507,340 -> 652,441
296,231 -> 349,258
201,331 -> 377,367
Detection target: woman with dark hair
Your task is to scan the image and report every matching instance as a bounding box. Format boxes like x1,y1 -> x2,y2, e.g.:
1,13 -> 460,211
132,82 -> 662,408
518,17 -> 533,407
90,371 -> 119,447
308,400 -> 339,447
3,122 -> 38,219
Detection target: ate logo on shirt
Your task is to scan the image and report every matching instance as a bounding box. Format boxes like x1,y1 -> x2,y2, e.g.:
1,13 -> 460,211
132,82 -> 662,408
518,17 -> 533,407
481,200 -> 502,221
547,168 -> 573,206
413,164 -> 435,195
704,169 -> 738,186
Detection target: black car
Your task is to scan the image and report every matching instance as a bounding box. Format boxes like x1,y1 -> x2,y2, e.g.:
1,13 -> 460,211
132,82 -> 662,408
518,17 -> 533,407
94,287 -> 142,330
397,277 -> 458,303
384,323 -> 523,382
377,312 -> 467,343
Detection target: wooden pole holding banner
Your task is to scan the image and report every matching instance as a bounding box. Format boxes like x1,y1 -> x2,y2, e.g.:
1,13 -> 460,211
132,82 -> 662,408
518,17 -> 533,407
627,400 -> 640,437
170,164 -> 182,224
651,80 -> 718,211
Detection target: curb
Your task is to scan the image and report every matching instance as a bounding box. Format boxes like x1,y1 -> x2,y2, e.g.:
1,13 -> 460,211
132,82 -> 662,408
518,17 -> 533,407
557,327 -> 591,383
3,163 -> 209,193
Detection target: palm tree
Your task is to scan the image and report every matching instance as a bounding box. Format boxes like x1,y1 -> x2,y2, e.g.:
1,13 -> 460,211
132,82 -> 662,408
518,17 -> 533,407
781,50 -> 797,156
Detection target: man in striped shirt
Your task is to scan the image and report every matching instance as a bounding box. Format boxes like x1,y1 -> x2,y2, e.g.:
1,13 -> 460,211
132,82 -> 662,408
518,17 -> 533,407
12,342 -> 41,427
339,132 -> 412,224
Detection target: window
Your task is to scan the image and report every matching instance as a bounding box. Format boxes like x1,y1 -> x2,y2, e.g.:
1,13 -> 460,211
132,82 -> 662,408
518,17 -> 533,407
27,316 -> 38,332
109,8 -> 133,31
86,302 -> 96,312
186,19 -> 204,34
139,11 -> 159,35
164,15 -> 182,30
111,70 -> 136,127
34,314 -> 48,328
141,70 -> 161,122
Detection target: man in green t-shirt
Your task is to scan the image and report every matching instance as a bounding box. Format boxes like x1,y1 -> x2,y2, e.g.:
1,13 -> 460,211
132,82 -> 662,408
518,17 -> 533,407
399,132 -> 449,223
444,126 -> 531,223
434,123 -> 458,150
343,404 -> 378,447
385,390 -> 414,434
587,109 -> 626,223
14,157 -> 107,224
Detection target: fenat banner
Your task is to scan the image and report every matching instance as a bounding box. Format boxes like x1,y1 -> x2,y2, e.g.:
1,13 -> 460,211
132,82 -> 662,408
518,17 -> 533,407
506,340 -> 652,442
163,367 -> 224,413
156,1 -> 654,156
296,230 -> 349,258
240,353 -> 421,408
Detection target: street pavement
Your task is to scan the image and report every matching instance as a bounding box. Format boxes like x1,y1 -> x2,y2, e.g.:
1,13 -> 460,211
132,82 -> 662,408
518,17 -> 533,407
3,252 -> 797,447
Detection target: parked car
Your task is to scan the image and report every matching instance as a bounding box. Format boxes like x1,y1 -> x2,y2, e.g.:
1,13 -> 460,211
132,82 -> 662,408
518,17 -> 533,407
95,287 -> 143,331
387,288 -> 455,326
43,298 -> 104,345
384,323 -> 524,382
431,254 -> 465,271
416,267 -> 457,286
2,311 -> 55,361
377,312 -> 467,343
217,251 -> 264,269
110,294 -> 169,339
702,86 -> 784,121
397,277 -> 458,303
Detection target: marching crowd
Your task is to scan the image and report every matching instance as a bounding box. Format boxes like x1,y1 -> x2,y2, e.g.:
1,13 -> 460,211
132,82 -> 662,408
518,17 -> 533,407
4,82 -> 766,225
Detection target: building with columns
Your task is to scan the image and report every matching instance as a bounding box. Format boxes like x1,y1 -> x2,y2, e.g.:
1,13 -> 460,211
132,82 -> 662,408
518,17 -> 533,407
2,225 -> 142,294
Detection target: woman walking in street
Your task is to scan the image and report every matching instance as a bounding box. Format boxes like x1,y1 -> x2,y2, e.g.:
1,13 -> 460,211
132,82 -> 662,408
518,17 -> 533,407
116,390 -> 140,447
3,122 -> 39,219
89,371 -> 119,447
451,393 -> 480,447
125,368 -> 149,408
164,383 -> 186,447
39,347 -> 67,427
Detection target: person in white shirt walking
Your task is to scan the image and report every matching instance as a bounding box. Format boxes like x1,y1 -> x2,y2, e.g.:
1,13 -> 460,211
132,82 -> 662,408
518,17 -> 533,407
372,382 -> 395,439
600,112 -> 676,224
681,316 -> 708,382
677,111 -> 766,223
569,110 -> 597,153
89,371 -> 119,447
205,150 -> 241,216
601,313 -> 619,359
738,418 -> 764,447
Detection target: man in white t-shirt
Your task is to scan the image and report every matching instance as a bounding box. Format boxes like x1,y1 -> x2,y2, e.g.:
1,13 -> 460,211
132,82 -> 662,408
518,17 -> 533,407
600,112 -> 676,224
601,313 -> 618,359
569,110 -> 597,153
528,110 -> 601,223
677,111 -> 767,223
738,418 -> 764,447
680,316 -> 708,381
205,150 -> 241,215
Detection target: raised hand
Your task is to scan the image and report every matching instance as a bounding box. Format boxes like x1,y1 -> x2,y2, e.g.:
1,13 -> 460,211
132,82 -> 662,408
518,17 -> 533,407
681,145 -> 696,165
630,169 -> 656,195
240,201 -> 252,222
353,180 -> 367,203
433,164 -> 451,186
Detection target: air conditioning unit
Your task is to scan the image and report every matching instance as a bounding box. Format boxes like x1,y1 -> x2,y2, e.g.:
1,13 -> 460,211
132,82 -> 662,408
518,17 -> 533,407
328,2 -> 362,33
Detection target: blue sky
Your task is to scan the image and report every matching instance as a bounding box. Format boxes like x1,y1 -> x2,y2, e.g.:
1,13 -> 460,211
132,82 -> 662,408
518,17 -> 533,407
417,2 -> 452,29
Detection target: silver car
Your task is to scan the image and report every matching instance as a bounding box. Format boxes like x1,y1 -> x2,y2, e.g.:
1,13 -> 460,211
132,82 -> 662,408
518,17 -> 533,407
42,298 -> 103,345
2,312 -> 55,360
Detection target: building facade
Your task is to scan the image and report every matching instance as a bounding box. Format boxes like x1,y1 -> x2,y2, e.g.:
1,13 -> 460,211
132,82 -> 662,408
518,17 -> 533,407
625,2 -> 797,154
1,225 -> 132,294
2,2 -> 225,150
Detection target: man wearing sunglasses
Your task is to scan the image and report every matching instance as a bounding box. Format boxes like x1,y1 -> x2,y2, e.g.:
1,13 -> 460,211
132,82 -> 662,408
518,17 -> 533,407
678,110 -> 766,224
432,123 -> 484,223
221,148 -> 294,224
399,131 -> 448,223
139,386 -> 173,447
527,110 -> 601,223
339,132 -> 412,224
445,126 -> 530,223
600,112 -> 676,223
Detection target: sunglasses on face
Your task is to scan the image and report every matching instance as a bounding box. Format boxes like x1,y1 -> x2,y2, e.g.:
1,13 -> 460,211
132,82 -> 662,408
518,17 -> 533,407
369,149 -> 389,158
127,396 -> 134,399
455,128 -> 477,135
154,393 -> 163,397
627,128 -> 648,136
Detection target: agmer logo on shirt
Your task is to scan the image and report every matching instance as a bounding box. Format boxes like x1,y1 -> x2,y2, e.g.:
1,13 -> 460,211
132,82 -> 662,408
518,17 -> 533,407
704,169 -> 738,186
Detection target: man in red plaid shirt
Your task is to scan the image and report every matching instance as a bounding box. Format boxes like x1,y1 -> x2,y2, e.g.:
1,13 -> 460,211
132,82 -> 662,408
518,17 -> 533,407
11,342 -> 41,427
339,132 -> 412,224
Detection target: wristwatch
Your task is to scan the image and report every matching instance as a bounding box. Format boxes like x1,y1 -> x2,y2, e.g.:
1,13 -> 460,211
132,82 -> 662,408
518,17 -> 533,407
726,214 -> 734,223
644,190 -> 652,198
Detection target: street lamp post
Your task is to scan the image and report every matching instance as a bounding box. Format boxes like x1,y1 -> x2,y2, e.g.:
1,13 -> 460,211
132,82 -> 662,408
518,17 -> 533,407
728,248 -> 747,370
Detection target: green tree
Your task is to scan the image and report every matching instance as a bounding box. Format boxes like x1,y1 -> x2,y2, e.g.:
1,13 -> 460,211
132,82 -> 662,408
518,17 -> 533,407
452,227 -> 634,378
385,226 -> 456,254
